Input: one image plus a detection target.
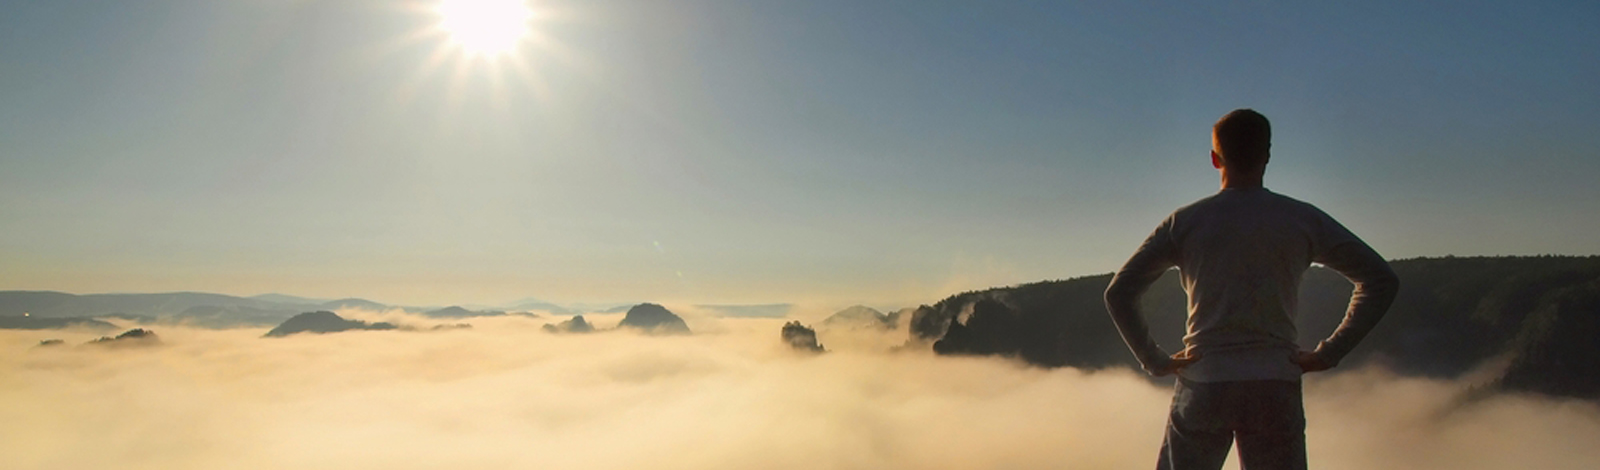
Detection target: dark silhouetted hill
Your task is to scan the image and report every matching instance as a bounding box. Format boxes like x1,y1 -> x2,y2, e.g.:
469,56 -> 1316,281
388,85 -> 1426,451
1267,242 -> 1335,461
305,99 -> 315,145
264,311 -> 398,337
86,328 -> 161,347
915,256 -> 1600,400
0,315 -> 117,330
933,298 -> 1027,357
782,321 -> 825,352
542,315 -> 596,334
617,303 -> 690,335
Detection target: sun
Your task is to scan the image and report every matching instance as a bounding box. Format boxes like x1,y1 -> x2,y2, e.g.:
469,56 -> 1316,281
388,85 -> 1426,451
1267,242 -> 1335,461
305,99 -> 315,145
436,0 -> 534,56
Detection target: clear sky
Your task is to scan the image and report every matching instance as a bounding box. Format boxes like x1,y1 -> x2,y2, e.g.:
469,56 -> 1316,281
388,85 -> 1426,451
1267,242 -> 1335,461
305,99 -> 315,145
2,0 -> 1597,306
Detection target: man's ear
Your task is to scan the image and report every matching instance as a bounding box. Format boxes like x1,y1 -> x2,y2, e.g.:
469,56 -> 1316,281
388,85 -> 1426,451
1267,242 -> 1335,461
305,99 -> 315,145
1211,151 -> 1223,169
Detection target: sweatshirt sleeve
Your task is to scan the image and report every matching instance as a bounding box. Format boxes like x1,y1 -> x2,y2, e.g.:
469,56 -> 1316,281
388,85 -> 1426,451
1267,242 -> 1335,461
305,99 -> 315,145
1309,216 -> 1400,367
1104,216 -> 1180,374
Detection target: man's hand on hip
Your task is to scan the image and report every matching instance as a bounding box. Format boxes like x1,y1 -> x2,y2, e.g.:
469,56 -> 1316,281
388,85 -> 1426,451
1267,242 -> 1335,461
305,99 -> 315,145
1148,352 -> 1201,377
1294,350 -> 1334,373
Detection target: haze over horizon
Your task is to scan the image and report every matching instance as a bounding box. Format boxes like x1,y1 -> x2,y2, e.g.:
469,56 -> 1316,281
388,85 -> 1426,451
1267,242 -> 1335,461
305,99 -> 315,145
4,0 -> 1597,306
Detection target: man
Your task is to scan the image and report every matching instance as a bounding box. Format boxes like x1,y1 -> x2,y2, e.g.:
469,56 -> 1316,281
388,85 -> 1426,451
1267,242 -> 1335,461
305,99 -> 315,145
1104,109 -> 1399,470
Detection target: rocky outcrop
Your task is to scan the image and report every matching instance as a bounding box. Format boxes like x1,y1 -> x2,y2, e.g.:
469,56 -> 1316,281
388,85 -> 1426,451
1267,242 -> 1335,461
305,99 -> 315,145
906,305 -> 949,344
782,321 -> 825,352
1495,277 -> 1600,399
617,304 -> 690,335
263,311 -> 398,337
932,299 -> 1026,357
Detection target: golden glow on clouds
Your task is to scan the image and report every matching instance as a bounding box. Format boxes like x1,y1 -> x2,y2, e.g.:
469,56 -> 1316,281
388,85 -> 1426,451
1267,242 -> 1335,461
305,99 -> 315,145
436,0 -> 534,56
4,318 -> 1599,469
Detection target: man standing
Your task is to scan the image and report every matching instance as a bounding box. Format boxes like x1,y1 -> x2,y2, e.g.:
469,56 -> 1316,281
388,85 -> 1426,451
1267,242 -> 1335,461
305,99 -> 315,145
1104,109 -> 1399,470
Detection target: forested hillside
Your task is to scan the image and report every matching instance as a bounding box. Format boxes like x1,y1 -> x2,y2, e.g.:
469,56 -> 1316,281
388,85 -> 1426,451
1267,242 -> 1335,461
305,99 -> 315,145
911,256 -> 1600,399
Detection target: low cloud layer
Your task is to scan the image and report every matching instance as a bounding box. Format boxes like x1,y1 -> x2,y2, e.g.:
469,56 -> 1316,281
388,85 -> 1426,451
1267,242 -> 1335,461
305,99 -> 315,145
3,316 -> 1597,469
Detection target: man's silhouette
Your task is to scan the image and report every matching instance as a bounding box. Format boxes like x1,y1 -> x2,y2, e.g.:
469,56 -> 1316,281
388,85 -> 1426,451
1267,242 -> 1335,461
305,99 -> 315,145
1104,109 -> 1399,470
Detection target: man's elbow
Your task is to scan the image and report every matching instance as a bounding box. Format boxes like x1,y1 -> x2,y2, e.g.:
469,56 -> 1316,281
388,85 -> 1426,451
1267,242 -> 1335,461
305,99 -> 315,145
1104,277 -> 1137,310
1350,264 -> 1400,307
1103,278 -> 1122,305
1370,264 -> 1400,295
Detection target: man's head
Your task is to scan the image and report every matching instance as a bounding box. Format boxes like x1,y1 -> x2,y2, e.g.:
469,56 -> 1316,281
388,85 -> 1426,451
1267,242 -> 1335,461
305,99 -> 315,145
1211,109 -> 1271,174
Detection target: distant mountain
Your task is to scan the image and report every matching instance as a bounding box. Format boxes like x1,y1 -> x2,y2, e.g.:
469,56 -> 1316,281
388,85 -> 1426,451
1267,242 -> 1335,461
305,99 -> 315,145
782,321 -> 825,352
264,311 -> 398,337
100,313 -> 159,323
821,305 -> 891,329
0,291 -> 288,319
424,306 -> 505,318
542,315 -> 595,334
509,299 -> 578,315
174,305 -> 302,328
318,298 -> 390,311
0,315 -> 117,330
0,291 -> 76,317
617,303 -> 691,335
697,304 -> 792,318
249,294 -> 328,305
913,256 -> 1600,400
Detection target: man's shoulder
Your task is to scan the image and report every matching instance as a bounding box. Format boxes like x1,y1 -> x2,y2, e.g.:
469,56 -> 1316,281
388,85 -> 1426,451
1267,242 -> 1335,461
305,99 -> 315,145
1177,189 -> 1324,211
1263,189 -> 1323,209
1169,189 -> 1334,224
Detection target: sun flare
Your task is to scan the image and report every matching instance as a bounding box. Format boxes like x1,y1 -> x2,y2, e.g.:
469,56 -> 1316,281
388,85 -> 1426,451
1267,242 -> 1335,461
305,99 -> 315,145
436,0 -> 534,56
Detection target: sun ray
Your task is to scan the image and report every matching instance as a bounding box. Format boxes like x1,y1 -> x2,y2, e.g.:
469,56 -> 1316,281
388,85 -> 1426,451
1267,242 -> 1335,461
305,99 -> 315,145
369,0 -> 588,138
435,0 -> 534,57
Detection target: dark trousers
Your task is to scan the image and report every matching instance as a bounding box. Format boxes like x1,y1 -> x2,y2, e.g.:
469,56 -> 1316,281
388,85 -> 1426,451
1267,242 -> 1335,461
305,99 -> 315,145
1157,378 -> 1307,470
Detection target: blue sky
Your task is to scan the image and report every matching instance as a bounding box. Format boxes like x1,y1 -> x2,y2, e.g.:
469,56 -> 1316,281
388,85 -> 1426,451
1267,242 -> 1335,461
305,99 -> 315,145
2,0 -> 1597,306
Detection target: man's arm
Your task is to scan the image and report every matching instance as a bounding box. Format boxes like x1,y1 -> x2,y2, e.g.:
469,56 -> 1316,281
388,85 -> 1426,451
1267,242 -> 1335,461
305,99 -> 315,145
1104,218 -> 1187,376
1305,241 -> 1400,369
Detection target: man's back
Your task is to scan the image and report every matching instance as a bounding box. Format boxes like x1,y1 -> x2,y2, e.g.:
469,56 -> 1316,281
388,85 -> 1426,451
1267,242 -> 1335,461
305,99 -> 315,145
1112,188 -> 1391,382
1103,109 -> 1398,470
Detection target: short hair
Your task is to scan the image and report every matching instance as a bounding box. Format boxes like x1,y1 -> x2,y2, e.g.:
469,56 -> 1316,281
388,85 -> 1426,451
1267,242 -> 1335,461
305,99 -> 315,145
1213,109 -> 1271,172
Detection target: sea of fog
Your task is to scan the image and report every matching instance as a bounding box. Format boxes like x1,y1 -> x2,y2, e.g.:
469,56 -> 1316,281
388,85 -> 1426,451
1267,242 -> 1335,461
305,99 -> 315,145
3,310 -> 1597,470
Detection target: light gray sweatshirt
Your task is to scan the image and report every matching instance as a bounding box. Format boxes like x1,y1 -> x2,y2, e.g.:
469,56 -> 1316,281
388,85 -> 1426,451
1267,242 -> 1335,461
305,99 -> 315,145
1104,188 -> 1399,382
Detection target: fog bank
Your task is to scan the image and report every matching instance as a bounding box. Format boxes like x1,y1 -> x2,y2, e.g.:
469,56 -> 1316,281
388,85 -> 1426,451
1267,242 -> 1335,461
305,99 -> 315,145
2,317 -> 1596,469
